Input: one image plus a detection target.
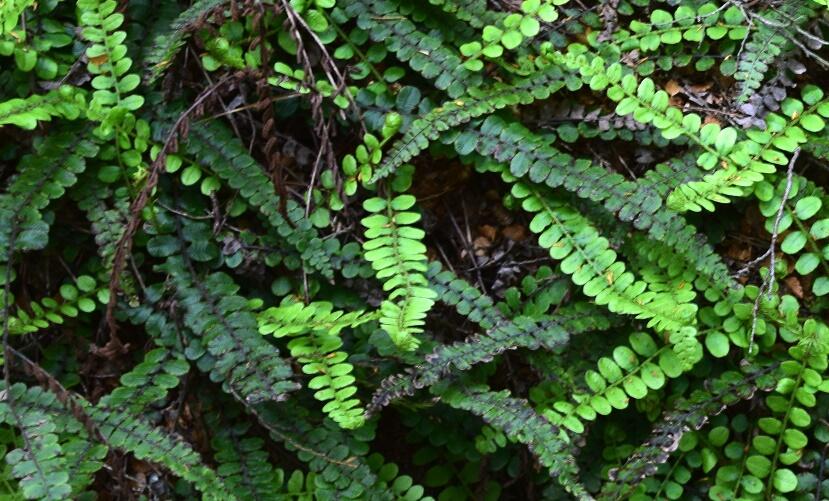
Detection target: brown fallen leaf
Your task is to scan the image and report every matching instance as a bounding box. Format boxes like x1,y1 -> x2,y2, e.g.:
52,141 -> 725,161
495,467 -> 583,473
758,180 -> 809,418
473,236 -> 491,256
785,276 -> 804,298
665,79 -> 683,96
479,224 -> 497,241
502,224 -> 527,241
703,115 -> 722,126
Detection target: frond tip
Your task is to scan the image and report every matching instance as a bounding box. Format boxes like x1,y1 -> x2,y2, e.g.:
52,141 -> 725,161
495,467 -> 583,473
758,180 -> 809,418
362,194 -> 437,351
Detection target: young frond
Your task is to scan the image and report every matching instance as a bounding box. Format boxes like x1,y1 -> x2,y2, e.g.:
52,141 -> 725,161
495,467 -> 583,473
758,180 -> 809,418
258,300 -> 375,429
361,194 -> 436,351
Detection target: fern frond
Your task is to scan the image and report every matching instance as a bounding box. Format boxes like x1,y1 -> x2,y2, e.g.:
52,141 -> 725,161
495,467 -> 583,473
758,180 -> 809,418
0,0 -> 34,36
258,300 -> 375,429
247,404 -> 381,499
438,385 -> 589,499
205,406 -> 281,501
0,87 -> 86,129
3,383 -> 236,499
558,50 -> 829,212
143,0 -> 226,83
370,65 -> 567,182
601,364 -> 779,499
0,385 -> 72,500
463,117 -> 735,293
361,194 -> 436,351
88,405 -> 235,499
77,0 -> 144,130
602,3 -> 750,56
506,178 -> 697,332
755,319 -> 829,496
734,0 -> 817,103
6,276 -> 107,335
0,131 -> 98,261
71,176 -> 131,275
344,0 -> 482,97
457,0 -> 563,71
668,87 -> 829,213
97,347 -> 189,414
159,256 -> 300,403
758,174 -> 829,297
367,266 -> 614,414
187,121 -> 335,278
542,331 -> 689,435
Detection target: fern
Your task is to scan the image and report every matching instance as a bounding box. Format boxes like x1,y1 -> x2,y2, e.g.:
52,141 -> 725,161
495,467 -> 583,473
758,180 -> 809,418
756,319 -> 829,496
506,177 -> 697,332
186,121 -> 335,278
78,0 -> 144,132
70,175 -> 131,276
158,256 -> 300,403
759,170 -> 829,296
0,0 -> 34,36
247,403 -> 382,499
7,0 -> 829,497
97,347 -> 189,414
601,365 -> 779,498
543,331 -> 690,435
0,385 -> 72,500
5,276 -> 107,335
0,132 -> 98,261
369,65 -> 567,182
3,382 -> 236,499
460,117 -> 735,294
734,0 -> 817,103
368,265 -> 615,414
88,405 -> 234,499
668,87 -> 829,212
258,300 -> 375,429
437,385 -> 588,499
203,403 -> 281,500
361,194 -> 436,351
601,4 -> 750,55
143,0 -> 226,83
344,0 -> 483,97
560,50 -> 829,212
458,0 -> 563,71
0,87 -> 86,129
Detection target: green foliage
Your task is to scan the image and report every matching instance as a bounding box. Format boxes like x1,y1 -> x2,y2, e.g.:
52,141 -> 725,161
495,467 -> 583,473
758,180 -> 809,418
5,276 -> 108,335
544,331 -> 687,435
370,65 -> 566,182
0,386 -> 72,500
602,365 -> 779,499
458,0 -> 564,70
438,385 -> 587,498
0,88 -> 86,129
344,0 -> 483,97
759,174 -> 829,297
361,193 -> 435,351
0,132 -> 98,262
158,256 -> 300,403
78,0 -> 144,131
143,0 -> 225,82
734,0 -> 818,103
461,117 -> 735,295
98,347 -> 189,413
4,0 -> 829,498
507,179 -> 697,332
186,121 -> 335,278
0,0 -> 35,36
258,300 -> 375,429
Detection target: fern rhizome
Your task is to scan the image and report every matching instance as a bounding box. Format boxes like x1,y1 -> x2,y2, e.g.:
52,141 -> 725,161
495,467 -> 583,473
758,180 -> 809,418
1,0 -> 829,499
